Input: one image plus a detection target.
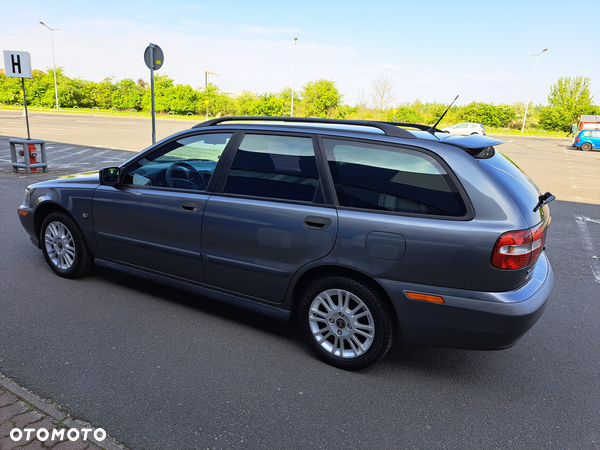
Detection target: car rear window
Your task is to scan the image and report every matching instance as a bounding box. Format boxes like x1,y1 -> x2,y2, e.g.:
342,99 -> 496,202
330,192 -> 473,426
479,151 -> 546,227
322,138 -> 467,216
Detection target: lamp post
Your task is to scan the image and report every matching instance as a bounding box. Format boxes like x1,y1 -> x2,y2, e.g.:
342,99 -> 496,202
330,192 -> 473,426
521,48 -> 548,133
291,37 -> 298,117
39,21 -> 61,111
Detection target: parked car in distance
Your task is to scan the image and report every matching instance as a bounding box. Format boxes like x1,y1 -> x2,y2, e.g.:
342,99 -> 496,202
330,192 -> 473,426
18,117 -> 554,370
442,122 -> 486,136
573,129 -> 600,151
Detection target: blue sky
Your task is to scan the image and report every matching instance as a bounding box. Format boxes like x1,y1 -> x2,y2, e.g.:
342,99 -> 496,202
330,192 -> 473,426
2,0 -> 599,107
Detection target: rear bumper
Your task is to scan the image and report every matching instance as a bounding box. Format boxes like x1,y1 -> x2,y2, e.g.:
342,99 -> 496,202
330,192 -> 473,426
378,252 -> 554,350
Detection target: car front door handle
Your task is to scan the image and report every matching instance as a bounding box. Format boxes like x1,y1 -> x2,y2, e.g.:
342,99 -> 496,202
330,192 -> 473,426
180,201 -> 202,213
304,216 -> 332,230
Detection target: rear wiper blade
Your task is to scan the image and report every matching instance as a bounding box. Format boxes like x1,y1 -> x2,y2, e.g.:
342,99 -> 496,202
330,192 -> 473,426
533,192 -> 556,212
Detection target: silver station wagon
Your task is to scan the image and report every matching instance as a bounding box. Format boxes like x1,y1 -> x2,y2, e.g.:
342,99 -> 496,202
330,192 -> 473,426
18,117 -> 554,370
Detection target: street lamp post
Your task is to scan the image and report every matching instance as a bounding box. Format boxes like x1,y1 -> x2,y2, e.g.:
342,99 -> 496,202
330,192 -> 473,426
40,21 -> 61,111
521,48 -> 548,133
291,37 -> 298,117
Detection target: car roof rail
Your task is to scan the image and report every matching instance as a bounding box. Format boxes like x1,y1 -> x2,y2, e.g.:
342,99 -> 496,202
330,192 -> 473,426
192,116 -> 418,139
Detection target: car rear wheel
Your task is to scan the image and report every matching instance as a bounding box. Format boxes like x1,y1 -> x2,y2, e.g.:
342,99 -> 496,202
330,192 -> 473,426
299,276 -> 394,370
41,212 -> 93,279
581,142 -> 592,151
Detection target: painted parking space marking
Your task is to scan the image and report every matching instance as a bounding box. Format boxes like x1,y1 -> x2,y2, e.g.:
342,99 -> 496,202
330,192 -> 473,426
0,138 -> 129,173
575,215 -> 600,284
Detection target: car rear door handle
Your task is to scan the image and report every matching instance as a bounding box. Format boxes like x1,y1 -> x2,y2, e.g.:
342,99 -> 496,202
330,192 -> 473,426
180,201 -> 202,213
304,216 -> 332,230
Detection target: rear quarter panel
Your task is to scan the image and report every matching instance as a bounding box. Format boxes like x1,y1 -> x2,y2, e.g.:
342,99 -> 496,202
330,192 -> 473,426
319,142 -> 532,292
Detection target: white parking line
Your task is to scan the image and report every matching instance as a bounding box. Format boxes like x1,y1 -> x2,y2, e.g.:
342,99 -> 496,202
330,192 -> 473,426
50,148 -> 93,161
575,215 -> 600,284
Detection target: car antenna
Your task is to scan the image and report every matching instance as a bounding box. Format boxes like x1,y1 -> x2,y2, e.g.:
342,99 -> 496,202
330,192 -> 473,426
428,95 -> 459,135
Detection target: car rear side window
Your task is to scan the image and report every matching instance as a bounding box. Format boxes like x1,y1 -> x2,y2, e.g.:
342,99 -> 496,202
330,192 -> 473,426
323,138 -> 466,216
223,134 -> 319,202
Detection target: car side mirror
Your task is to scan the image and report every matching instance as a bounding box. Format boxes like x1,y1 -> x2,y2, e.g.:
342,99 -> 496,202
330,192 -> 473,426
100,167 -> 121,185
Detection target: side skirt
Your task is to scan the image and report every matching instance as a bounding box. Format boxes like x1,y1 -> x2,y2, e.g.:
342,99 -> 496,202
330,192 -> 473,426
95,259 -> 291,322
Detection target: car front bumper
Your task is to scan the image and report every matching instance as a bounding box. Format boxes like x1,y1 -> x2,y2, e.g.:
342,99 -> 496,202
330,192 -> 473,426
18,205 -> 40,248
378,252 -> 554,350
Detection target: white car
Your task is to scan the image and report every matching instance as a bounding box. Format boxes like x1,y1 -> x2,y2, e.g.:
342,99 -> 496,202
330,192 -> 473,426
442,123 -> 486,136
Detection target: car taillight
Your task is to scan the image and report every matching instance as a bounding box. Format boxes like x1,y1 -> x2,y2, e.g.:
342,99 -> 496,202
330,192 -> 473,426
491,221 -> 547,270
575,137 -> 580,142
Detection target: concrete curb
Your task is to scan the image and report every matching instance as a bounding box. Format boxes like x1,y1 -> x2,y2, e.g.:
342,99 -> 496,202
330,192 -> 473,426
0,373 -> 127,450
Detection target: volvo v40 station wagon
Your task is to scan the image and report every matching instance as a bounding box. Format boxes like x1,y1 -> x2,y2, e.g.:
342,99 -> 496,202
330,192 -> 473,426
18,117 -> 554,370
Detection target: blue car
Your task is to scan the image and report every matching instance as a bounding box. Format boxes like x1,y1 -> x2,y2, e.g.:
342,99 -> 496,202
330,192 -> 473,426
573,129 -> 600,151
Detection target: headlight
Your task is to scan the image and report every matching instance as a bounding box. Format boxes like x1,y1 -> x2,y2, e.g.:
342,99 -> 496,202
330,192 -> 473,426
22,188 -> 32,207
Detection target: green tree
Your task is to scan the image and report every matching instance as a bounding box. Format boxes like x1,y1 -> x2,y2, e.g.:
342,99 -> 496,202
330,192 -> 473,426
388,106 -> 424,123
0,71 -> 22,104
198,83 -> 237,117
169,84 -> 199,114
276,87 -> 294,116
300,79 -> 342,118
421,103 -> 454,126
111,78 -> 144,110
540,76 -> 596,131
90,77 -> 117,109
24,70 -> 54,107
249,93 -> 286,116
141,74 -> 174,112
458,102 -> 516,128
235,91 -> 259,116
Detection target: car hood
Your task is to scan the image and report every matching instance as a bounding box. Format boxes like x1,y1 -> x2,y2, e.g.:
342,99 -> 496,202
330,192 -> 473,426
28,171 -> 100,190
56,171 -> 100,181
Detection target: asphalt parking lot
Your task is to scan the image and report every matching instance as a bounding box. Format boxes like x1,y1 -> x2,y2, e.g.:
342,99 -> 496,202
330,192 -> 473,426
0,111 -> 599,450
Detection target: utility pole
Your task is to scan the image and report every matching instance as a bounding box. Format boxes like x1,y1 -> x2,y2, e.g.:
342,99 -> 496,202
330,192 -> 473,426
291,37 -> 298,117
521,48 -> 548,134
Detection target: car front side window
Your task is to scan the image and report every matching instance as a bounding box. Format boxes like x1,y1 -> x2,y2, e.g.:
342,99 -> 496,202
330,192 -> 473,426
124,133 -> 233,190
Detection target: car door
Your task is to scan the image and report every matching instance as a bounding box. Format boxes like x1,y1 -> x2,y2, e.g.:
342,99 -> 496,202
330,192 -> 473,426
202,132 -> 338,303
456,123 -> 468,135
92,132 -> 234,283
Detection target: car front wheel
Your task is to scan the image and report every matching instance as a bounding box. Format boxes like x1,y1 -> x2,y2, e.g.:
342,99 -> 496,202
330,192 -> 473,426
299,276 -> 394,370
41,212 -> 93,278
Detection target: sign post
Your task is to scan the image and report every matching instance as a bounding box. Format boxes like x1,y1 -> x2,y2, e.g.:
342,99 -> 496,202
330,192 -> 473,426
3,51 -> 33,138
3,50 -> 48,173
144,44 -> 164,145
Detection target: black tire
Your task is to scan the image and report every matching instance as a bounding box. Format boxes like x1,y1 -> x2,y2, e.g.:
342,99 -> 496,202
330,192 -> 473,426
581,142 -> 592,151
40,212 -> 93,278
298,276 -> 394,370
